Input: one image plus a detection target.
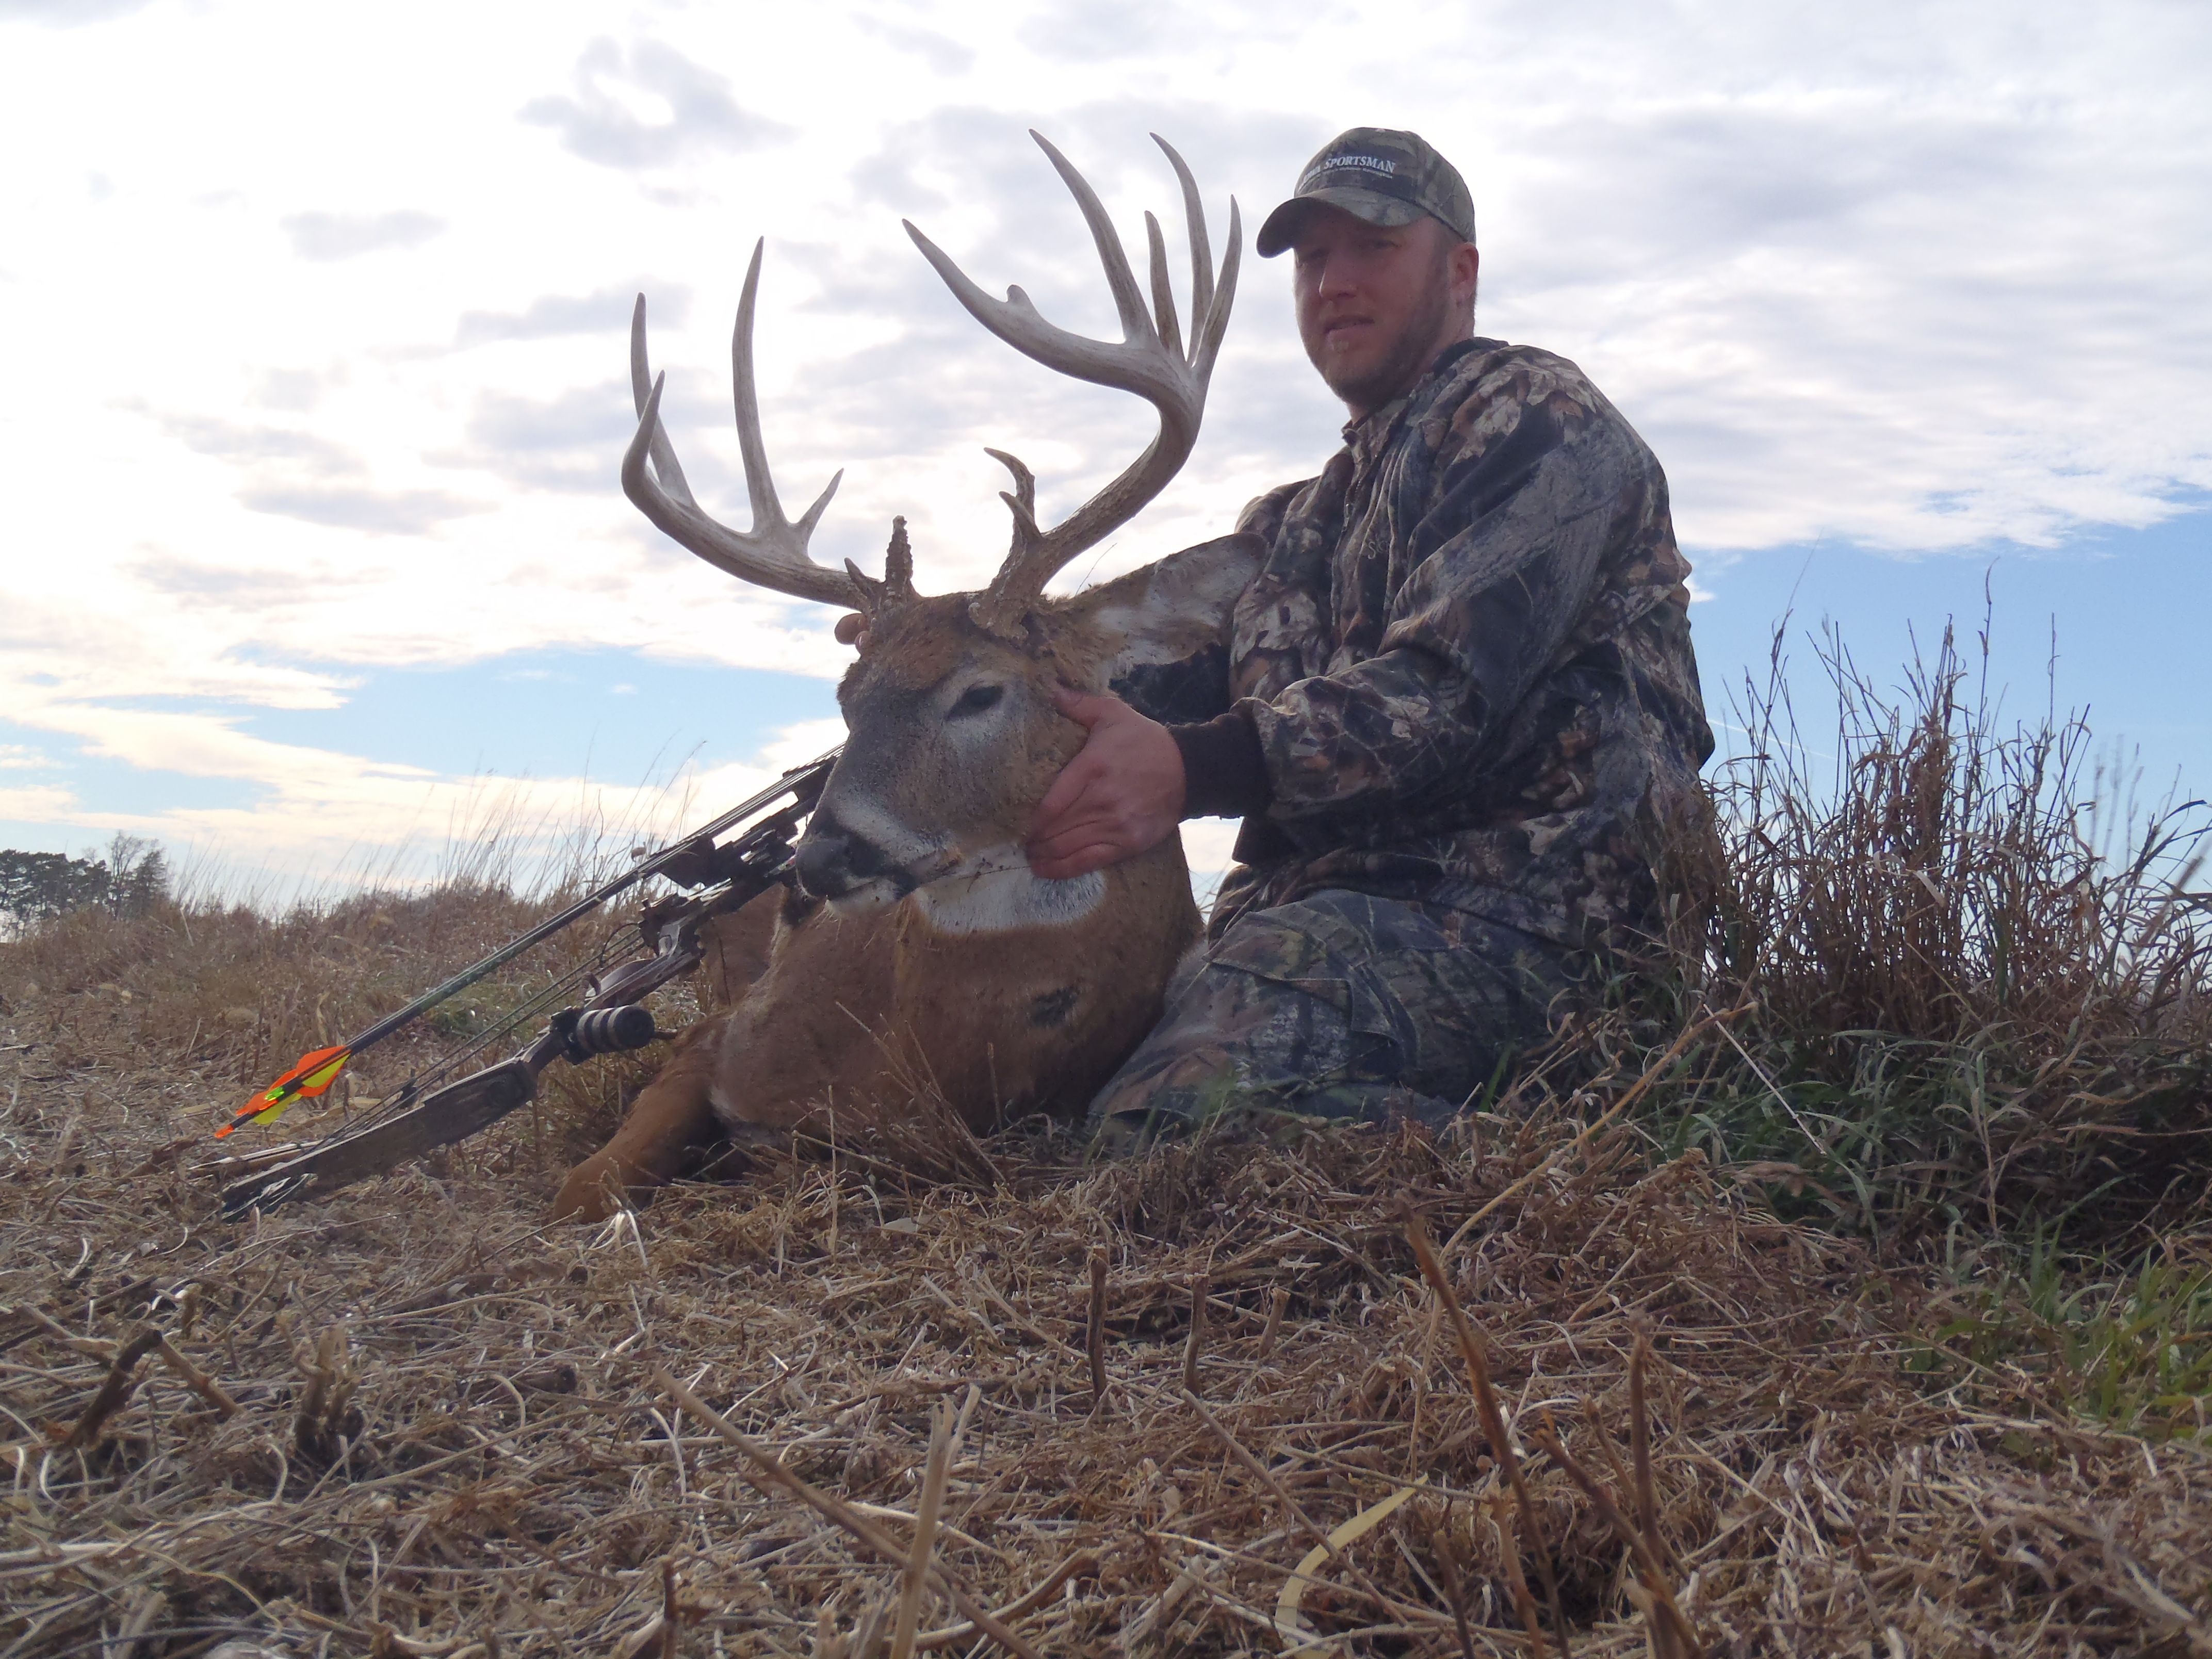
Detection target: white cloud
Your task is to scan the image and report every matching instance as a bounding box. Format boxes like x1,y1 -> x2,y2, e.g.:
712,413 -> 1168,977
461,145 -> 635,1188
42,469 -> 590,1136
0,782 -> 82,821
280,209 -> 445,262
0,678 -> 833,896
519,38 -> 792,171
851,15 -> 975,78
0,0 -> 2206,876
454,282 -> 688,348
0,0 -> 154,25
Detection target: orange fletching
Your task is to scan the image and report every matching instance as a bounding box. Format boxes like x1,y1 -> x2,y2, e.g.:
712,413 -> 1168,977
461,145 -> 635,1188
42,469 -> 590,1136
215,1045 -> 351,1138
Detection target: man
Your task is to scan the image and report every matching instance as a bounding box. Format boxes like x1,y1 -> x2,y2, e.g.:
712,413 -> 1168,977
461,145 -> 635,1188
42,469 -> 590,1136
923,129 -> 1713,1149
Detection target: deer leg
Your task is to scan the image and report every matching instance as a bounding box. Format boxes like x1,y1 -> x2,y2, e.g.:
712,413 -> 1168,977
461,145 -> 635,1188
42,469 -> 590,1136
552,1019 -> 724,1222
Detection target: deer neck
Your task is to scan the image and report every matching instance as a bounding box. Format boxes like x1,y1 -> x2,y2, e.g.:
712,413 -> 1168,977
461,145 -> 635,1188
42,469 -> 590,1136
904,835 -> 1186,939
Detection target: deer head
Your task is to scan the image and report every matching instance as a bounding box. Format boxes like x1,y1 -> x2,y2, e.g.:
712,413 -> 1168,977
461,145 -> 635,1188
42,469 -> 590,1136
622,133 -> 1256,913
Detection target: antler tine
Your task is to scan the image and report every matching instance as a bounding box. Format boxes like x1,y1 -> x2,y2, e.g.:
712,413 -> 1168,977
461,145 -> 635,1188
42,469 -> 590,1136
1152,134 -> 1217,343
619,241 -> 859,610
882,515 -> 915,601
730,240 -> 841,543
1197,199 -> 1242,379
843,516 -> 916,614
903,204 -> 1181,404
629,295 -> 695,508
1030,129 -> 1157,349
1144,212 -> 1182,362
901,131 -> 1241,624
982,447 -> 1040,536
1156,132 -> 1240,381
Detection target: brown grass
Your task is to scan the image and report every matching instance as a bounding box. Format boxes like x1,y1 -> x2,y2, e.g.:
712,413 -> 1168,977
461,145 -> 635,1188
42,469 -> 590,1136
4,898 -> 2209,1654
1639,619 -> 2212,1237
4,622 -> 2209,1655
0,879 -> 686,1179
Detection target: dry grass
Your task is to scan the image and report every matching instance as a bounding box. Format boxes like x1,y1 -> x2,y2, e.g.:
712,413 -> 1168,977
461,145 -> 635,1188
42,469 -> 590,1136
4,625 -> 2210,1655
4,924 -> 2210,1655
0,879 -> 700,1178
1639,620 -> 2212,1239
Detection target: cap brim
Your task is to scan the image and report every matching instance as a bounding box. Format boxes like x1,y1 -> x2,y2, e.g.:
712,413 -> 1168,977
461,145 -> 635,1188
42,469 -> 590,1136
1255,187 -> 1428,257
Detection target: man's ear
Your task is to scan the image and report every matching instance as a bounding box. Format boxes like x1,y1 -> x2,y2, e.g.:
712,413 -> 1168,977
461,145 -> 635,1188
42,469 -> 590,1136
1056,532 -> 1264,724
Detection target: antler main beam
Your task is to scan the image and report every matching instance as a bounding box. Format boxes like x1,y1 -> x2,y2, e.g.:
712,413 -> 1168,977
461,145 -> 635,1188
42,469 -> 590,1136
903,132 -> 1240,625
621,241 -> 859,611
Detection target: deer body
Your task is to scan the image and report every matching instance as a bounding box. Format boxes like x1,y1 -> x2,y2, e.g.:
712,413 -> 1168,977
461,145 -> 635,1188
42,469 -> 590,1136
554,134 -> 1248,1222
890,843 -> 1201,1118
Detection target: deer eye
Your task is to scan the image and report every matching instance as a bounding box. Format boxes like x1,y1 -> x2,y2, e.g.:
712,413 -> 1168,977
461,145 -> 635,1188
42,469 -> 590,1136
949,684 -> 1004,719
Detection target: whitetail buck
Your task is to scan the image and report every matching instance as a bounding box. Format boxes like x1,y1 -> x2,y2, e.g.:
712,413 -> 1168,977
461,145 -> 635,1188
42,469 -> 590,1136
554,133 -> 1257,1221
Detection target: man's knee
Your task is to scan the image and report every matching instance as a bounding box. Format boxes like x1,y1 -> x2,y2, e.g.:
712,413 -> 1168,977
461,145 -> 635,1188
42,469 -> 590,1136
1086,891 -> 1579,1153
1079,898 -> 1566,1159
1086,949 -> 1341,1151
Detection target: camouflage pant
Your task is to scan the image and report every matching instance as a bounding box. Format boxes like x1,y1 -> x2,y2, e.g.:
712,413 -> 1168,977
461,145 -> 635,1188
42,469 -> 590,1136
1086,888 -> 1582,1154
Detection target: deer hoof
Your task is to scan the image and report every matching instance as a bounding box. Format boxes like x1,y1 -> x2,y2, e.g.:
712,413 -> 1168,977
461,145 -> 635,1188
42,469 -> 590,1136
551,1158 -> 633,1224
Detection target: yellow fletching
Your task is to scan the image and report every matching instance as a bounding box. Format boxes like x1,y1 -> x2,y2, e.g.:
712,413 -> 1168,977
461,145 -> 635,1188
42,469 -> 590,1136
300,1054 -> 348,1092
218,1045 -> 350,1138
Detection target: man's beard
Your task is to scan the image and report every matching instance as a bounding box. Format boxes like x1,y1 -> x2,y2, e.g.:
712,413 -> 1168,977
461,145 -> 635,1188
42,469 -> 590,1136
1312,272 -> 1456,415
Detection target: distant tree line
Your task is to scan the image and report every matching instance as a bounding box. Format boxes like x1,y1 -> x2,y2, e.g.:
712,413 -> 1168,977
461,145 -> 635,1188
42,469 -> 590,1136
0,835 -> 169,932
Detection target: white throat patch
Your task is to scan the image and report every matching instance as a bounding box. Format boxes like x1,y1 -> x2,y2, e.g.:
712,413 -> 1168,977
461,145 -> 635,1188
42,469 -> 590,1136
910,848 -> 1106,937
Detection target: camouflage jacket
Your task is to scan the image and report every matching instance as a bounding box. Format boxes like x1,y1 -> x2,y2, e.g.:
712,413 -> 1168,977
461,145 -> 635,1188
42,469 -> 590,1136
1185,336 -> 1714,948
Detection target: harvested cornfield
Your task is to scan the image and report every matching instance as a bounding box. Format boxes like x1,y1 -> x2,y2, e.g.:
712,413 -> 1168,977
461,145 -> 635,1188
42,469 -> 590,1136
4,963 -> 2209,1657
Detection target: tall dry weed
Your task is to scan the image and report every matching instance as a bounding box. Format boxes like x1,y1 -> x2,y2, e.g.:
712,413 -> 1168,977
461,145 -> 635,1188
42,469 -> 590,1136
1636,616 -> 2212,1235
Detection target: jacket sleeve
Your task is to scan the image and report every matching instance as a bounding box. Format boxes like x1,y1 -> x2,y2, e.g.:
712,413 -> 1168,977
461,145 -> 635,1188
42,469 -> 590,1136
1246,384 -> 1660,822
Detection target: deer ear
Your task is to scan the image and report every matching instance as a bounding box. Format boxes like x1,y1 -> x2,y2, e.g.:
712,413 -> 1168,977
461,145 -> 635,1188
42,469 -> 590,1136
1063,532 -> 1262,672
1059,532 -> 1264,723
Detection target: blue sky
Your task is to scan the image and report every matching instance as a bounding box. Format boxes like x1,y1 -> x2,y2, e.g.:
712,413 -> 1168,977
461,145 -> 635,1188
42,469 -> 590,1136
1693,507 -> 2212,804
2,0 -> 2207,894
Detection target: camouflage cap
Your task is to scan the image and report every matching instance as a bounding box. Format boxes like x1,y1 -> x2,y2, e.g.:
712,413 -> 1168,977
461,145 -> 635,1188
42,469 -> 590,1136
1255,127 -> 1476,258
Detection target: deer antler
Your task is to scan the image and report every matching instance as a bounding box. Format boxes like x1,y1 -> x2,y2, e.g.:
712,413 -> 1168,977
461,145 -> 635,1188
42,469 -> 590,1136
622,240 -> 864,611
904,132 -> 1240,633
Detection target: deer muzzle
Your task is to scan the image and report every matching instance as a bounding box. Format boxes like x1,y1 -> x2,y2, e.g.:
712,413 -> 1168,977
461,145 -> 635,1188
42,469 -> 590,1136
793,807 -> 923,907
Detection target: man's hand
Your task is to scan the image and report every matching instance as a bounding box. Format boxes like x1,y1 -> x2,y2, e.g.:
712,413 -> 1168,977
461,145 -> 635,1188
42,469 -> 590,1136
835,614 -> 867,649
1027,687 -> 1185,880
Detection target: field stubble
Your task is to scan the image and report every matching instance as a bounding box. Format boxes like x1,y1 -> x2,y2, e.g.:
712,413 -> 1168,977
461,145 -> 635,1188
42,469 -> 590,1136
3,628 -> 2210,1656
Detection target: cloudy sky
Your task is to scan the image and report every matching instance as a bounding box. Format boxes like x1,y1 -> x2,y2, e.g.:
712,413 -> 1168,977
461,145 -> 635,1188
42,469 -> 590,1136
3,0 -> 2207,897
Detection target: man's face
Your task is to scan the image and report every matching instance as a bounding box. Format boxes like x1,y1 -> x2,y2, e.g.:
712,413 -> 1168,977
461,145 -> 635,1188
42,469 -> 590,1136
1291,207 -> 1477,418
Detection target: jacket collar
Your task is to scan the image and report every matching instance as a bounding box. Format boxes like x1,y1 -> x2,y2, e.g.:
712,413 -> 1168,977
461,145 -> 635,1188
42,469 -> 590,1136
1337,336 -> 1494,464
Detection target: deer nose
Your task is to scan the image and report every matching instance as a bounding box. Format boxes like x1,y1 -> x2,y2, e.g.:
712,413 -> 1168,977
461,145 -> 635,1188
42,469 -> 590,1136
794,819 -> 856,898
795,810 -> 910,899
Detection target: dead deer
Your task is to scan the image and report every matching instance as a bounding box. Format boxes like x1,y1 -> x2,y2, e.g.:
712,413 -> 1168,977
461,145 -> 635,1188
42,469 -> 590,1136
554,133 -> 1256,1221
